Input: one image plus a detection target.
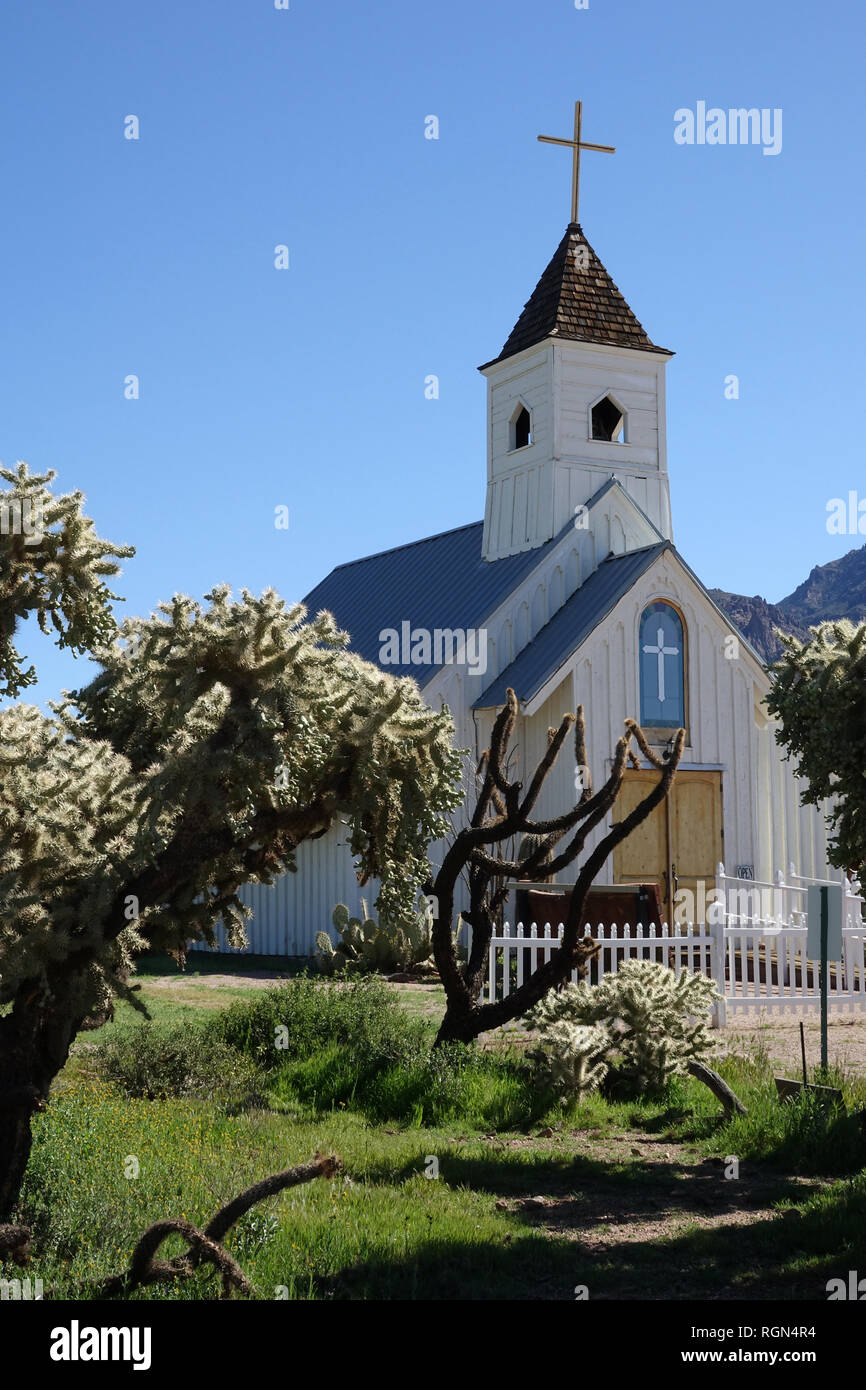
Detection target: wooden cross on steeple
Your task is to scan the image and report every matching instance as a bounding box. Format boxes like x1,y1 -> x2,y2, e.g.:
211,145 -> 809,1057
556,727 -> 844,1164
537,100 -> 615,224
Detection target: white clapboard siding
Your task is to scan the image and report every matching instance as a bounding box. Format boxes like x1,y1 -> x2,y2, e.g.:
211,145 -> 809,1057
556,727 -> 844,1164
482,337 -> 672,561
189,823 -> 381,958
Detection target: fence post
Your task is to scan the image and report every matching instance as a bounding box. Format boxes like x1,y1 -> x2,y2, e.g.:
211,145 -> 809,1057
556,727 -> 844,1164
774,869 -> 791,985
715,861 -> 726,922
778,867 -> 789,922
710,917 -> 727,1028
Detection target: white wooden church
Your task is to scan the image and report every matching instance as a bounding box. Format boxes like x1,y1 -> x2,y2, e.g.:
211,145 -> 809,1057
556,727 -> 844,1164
221,116 -> 838,958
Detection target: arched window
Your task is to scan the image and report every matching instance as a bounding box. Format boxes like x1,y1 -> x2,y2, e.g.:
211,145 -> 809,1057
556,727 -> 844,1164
639,602 -> 685,730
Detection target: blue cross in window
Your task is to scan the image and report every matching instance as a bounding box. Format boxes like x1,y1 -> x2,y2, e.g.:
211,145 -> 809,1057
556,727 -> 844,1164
642,625 -> 679,704
639,603 -> 685,728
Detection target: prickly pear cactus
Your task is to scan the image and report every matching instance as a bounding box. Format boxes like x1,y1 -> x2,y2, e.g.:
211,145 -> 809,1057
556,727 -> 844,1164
314,930 -> 336,973
314,897 -> 437,975
332,904 -> 350,932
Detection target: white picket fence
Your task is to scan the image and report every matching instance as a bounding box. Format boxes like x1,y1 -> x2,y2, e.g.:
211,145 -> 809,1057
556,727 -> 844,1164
481,865 -> 866,1025
484,919 -> 713,1005
482,920 -> 866,1024
713,861 -> 864,930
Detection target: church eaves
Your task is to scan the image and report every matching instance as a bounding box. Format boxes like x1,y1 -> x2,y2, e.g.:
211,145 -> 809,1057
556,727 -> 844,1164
480,224 -> 672,369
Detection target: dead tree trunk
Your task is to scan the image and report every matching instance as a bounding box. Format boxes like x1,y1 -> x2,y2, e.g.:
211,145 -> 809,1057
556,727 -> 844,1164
95,1154 -> 341,1299
431,691 -> 684,1047
687,1059 -> 747,1116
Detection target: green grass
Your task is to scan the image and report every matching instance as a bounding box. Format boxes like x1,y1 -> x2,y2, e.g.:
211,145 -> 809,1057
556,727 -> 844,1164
265,1040 -> 552,1129
17,1083 -> 571,1300
17,1076 -> 866,1301
634,1049 -> 866,1176
207,973 -> 561,1128
8,973 -> 866,1301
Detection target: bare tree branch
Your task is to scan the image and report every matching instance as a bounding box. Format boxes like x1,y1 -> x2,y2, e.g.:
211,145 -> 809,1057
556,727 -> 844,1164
92,1154 -> 341,1299
432,690 -> 685,1045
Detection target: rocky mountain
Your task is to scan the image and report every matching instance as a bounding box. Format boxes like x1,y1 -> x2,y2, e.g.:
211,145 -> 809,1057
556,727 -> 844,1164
709,543 -> 866,664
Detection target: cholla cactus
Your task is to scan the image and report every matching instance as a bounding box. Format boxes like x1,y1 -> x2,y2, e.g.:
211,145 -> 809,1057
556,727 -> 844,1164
0,461 -> 134,698
0,464 -> 464,1220
527,1021 -> 609,1097
526,960 -> 720,1096
767,619 -> 866,872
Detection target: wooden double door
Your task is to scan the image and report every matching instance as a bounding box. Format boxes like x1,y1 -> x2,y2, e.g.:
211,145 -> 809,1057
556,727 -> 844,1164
612,770 -> 723,923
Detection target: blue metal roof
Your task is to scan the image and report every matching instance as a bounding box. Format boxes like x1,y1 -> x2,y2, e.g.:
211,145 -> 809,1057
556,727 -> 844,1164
302,521 -> 565,681
302,496 -> 761,713
475,542 -> 669,708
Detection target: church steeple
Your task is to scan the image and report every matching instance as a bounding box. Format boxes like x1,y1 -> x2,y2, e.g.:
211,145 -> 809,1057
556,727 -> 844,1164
480,214 -> 674,561
485,223 -> 670,369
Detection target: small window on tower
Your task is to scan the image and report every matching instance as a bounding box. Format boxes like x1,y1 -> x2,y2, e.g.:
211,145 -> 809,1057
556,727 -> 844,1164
511,405 -> 531,450
591,395 -> 625,443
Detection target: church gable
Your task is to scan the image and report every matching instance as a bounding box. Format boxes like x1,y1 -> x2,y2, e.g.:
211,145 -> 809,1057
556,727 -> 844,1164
476,542 -> 667,711
477,543 -> 767,722
463,477 -> 661,698
568,475 -> 661,553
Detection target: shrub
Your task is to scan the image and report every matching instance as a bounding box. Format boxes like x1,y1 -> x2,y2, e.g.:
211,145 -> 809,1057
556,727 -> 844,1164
212,975 -> 552,1129
210,973 -> 430,1071
267,1039 -> 548,1129
93,1022 -> 264,1108
525,960 -> 720,1097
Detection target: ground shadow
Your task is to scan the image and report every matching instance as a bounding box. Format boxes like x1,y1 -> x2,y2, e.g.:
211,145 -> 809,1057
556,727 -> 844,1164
360,1147 -> 825,1225
317,1171 -> 863,1301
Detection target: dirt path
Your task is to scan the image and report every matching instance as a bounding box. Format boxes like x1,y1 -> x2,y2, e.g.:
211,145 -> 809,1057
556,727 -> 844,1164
482,1126 -> 830,1299
148,971 -> 286,991
716,1012 -> 866,1076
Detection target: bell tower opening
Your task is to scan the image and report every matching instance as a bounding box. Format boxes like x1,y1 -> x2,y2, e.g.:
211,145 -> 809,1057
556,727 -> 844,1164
510,403 -> 532,451
591,394 -> 626,443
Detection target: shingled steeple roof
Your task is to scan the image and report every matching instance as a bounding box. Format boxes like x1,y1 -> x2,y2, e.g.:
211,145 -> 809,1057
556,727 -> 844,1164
481,223 -> 671,368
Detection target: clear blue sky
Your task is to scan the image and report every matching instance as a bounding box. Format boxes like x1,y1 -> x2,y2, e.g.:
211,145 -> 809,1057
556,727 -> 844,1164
2,0 -> 864,705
